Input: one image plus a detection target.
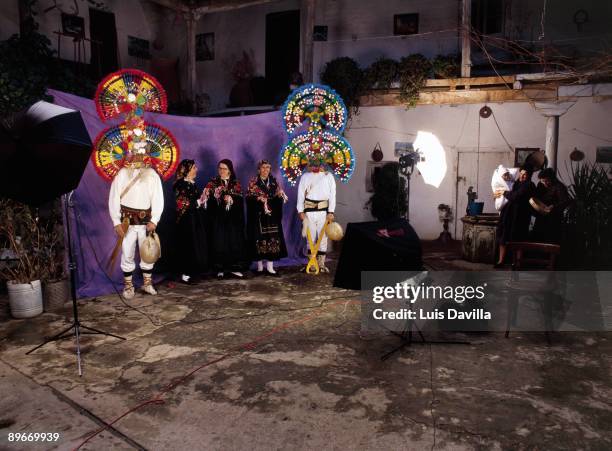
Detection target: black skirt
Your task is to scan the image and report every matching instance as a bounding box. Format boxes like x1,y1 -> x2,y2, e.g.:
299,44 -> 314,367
208,196 -> 248,271
246,196 -> 288,261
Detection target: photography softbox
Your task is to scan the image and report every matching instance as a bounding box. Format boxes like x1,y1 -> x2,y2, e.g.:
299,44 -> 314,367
333,218 -> 423,290
0,101 -> 91,205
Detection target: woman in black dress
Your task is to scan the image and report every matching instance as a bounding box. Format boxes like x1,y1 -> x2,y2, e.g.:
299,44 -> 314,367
173,159 -> 208,284
202,159 -> 247,278
246,160 -> 288,275
494,166 -> 535,267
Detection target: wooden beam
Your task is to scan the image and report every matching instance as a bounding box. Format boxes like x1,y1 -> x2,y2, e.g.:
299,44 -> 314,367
185,10 -> 200,105
194,0 -> 280,14
359,87 -> 558,107
424,75 -> 516,89
301,0 -> 315,82
461,0 -> 471,78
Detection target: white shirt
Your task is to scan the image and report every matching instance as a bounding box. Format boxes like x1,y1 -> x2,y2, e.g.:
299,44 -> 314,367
108,167 -> 164,226
296,171 -> 336,213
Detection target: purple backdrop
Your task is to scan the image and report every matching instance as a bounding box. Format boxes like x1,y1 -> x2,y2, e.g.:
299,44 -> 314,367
50,90 -> 304,298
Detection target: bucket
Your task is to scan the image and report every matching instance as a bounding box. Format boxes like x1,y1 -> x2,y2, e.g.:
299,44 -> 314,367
43,279 -> 70,312
468,201 -> 484,216
7,280 -> 44,318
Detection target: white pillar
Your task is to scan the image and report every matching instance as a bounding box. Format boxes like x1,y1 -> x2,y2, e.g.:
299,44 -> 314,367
545,115 -> 559,171
533,101 -> 575,174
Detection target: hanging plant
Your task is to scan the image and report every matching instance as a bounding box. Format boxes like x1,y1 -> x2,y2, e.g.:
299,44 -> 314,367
431,54 -> 460,79
397,54 -> 431,108
320,57 -> 364,116
363,57 -> 398,90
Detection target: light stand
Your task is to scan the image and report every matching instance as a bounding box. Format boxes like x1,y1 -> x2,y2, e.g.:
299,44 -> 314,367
381,317 -> 470,361
26,192 -> 125,376
398,150 -> 421,222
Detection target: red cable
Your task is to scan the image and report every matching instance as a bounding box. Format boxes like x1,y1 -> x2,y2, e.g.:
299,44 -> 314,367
74,299 -> 358,450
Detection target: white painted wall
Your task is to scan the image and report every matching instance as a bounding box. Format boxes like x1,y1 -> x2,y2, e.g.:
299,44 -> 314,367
0,0 -> 19,40
312,0 -> 460,79
0,0 -> 162,70
337,93 -> 612,240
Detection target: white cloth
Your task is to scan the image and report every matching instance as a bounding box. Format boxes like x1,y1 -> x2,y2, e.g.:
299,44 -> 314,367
121,225 -> 154,273
108,167 -> 164,227
305,211 -> 328,254
491,165 -> 519,211
296,171 -> 336,213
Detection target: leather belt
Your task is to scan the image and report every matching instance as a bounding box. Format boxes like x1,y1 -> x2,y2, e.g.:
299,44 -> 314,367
120,205 -> 151,225
304,198 -> 329,212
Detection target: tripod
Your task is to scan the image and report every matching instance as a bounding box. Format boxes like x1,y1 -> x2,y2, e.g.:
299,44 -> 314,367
26,192 -> 125,376
381,317 -> 470,361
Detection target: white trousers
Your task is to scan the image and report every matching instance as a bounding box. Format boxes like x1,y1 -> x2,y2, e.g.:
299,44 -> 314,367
121,225 -> 154,273
305,211 -> 328,254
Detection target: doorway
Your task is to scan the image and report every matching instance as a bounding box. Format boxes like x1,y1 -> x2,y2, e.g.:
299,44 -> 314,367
89,8 -> 118,79
266,10 -> 300,104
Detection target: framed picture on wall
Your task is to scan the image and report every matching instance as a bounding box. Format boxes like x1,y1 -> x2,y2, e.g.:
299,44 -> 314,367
61,13 -> 85,38
514,147 -> 540,167
127,36 -> 151,59
394,13 -> 419,35
196,33 -> 215,61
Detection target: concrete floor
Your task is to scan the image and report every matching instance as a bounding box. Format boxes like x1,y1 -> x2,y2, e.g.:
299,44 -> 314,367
1,250 -> 611,450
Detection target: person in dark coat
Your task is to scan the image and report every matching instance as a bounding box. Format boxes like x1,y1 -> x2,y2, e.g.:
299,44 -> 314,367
246,160 -> 288,275
494,167 -> 536,267
202,159 -> 247,279
531,168 -> 570,244
173,159 -> 208,284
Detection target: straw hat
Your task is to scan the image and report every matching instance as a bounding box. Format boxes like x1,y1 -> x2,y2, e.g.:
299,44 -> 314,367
326,222 -> 344,241
140,232 -> 161,264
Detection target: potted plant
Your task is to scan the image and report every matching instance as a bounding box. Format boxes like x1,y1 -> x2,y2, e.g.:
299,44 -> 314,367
363,57 -> 399,90
227,50 -> 256,107
39,200 -> 69,311
397,54 -> 431,108
563,162 -> 612,269
0,199 -> 44,318
431,54 -> 460,79
320,56 -> 364,116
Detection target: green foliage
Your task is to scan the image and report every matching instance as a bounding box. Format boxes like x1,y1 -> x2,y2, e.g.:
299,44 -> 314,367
367,162 -> 408,220
397,54 -> 431,108
320,57 -> 364,115
0,199 -> 44,284
0,30 -> 96,116
431,54 -> 460,79
363,57 -> 398,90
564,162 -> 612,268
0,32 -> 53,115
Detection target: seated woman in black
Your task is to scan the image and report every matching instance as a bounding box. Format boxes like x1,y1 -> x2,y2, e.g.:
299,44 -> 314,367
494,166 -> 535,267
202,159 -> 247,279
173,159 -> 208,284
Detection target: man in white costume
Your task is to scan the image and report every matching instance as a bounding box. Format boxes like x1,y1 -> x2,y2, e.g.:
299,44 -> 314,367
109,131 -> 164,299
297,160 -> 336,272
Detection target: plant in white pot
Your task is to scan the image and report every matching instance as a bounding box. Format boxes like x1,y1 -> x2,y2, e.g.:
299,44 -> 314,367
39,201 -> 69,312
0,199 -> 44,318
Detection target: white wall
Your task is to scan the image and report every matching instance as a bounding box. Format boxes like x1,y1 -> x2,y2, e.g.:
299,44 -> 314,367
338,93 -> 612,240
0,0 -> 19,40
0,0 -> 163,70
312,0 -> 460,81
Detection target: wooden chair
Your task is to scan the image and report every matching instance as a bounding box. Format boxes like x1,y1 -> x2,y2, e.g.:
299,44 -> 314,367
505,242 -> 562,344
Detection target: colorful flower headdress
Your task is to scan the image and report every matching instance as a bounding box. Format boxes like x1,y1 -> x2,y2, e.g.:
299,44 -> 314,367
280,84 -> 355,185
91,69 -> 180,181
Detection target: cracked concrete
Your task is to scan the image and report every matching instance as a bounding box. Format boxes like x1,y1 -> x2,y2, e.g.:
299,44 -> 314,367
0,259 -> 611,450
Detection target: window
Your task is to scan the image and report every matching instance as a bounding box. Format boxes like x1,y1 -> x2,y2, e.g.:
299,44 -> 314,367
471,0 -> 503,35
394,13 -> 419,36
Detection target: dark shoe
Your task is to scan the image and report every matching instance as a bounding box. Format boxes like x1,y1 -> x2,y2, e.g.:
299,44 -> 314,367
266,269 -> 280,277
217,272 -> 224,280
493,263 -> 504,269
